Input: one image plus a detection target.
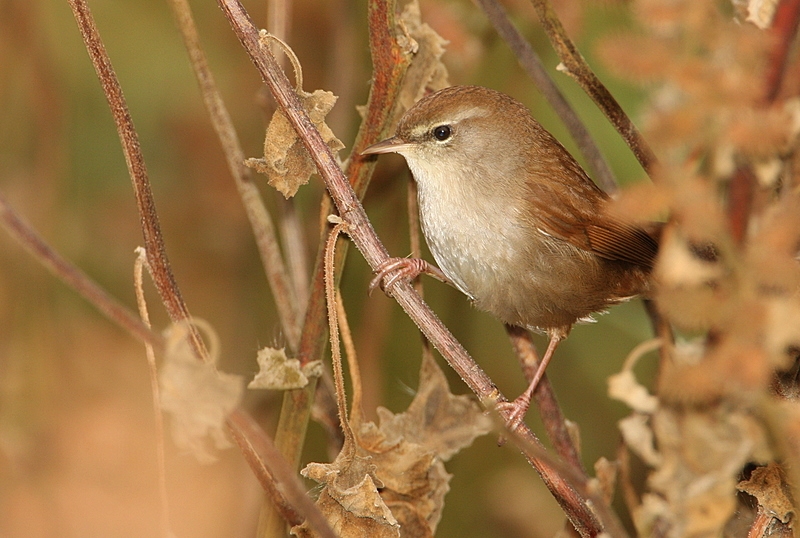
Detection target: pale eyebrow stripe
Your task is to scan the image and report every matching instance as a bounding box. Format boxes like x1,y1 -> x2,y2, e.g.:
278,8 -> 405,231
449,106 -> 490,123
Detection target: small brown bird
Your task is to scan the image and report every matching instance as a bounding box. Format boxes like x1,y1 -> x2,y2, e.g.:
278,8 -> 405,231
363,86 -> 657,424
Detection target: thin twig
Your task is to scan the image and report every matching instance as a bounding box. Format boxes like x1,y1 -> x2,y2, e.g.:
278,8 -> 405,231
227,409 -> 338,538
473,0 -> 618,193
166,0 -> 302,352
0,193 -> 159,347
527,0 -> 657,174
267,0 -> 291,64
217,0 -> 604,533
133,249 -> 173,538
763,0 -> 800,103
337,290 -> 363,426
324,221 -> 357,456
277,200 -> 310,320
67,0 -> 196,330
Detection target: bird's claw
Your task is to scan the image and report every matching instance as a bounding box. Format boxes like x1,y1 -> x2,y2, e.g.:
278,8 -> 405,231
369,257 -> 425,296
495,394 -> 533,435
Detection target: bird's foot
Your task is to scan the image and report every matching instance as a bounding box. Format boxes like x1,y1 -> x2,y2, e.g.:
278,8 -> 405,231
369,257 -> 448,295
496,392 -> 534,435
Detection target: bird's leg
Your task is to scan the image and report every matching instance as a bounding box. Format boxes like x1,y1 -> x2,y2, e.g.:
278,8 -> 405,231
369,257 -> 449,295
500,330 -> 565,432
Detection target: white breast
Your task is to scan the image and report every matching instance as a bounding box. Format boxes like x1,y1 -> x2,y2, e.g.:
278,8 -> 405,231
409,158 -> 523,303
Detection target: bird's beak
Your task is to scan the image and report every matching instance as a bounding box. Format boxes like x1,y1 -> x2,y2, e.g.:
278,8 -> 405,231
361,136 -> 413,156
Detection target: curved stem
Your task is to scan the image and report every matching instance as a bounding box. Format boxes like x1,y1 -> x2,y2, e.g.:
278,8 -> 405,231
528,0 -> 657,174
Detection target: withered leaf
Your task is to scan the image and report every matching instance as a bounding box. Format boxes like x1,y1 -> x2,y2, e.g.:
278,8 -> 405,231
159,322 -> 243,463
612,341 -> 774,537
248,347 -> 322,390
737,463 -> 794,524
364,355 -> 491,533
299,355 -> 491,536
396,1 -> 450,111
245,32 -> 343,199
374,352 -> 493,461
608,369 -> 659,414
246,88 -> 343,198
295,454 -> 399,538
631,406 -> 772,536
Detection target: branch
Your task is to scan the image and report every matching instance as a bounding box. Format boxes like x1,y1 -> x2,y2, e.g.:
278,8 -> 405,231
66,0 -> 209,361
0,193 -> 159,347
228,410 -> 338,538
527,0 -> 657,174
474,0 -> 618,193
166,0 -> 302,352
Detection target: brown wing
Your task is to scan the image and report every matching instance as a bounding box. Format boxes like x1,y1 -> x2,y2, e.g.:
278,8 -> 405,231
524,165 -> 658,269
584,220 -> 659,268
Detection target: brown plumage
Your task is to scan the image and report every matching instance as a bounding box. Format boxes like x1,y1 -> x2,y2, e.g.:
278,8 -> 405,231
363,85 -> 658,423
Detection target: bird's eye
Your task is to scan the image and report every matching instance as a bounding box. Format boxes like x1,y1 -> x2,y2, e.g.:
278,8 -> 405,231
432,125 -> 452,141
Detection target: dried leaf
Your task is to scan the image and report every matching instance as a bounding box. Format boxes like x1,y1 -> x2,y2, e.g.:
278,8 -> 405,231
299,355 -> 491,536
631,406 -> 772,536
295,455 -> 400,538
246,87 -> 344,198
248,347 -> 322,390
373,353 -> 493,461
396,1 -> 450,111
365,355 -> 491,532
613,336 -> 773,536
747,0 -> 779,28
159,322 -> 243,463
738,463 -> 794,524
609,370 -> 659,414
619,414 -> 662,467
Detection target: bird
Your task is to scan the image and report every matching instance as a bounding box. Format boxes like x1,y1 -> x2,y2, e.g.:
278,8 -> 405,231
362,85 -> 658,426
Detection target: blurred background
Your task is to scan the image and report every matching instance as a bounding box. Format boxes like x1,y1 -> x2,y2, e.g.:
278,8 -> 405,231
0,0 -> 655,536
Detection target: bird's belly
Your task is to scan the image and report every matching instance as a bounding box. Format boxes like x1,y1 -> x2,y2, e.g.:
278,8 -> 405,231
419,194 -> 519,300
418,192 -> 564,329
419,195 -> 632,331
